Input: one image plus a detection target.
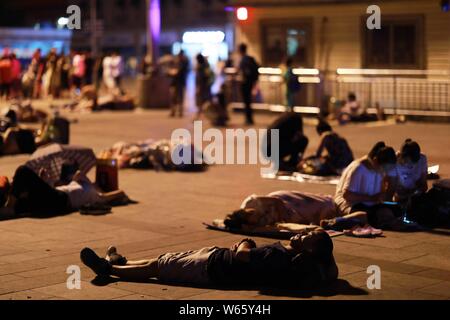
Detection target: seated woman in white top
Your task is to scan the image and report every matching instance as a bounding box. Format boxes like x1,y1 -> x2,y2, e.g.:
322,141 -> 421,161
333,141 -> 404,229
395,139 -> 428,203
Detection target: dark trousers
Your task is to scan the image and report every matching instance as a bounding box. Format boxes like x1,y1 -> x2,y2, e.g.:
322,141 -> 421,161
279,135 -> 309,167
241,82 -> 254,124
11,166 -> 69,216
265,135 -> 309,170
351,203 -> 402,227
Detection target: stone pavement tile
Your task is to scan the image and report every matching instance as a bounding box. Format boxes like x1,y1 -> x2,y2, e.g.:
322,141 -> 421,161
0,289 -> 55,300
411,268 -> 450,282
181,290 -> 258,300
110,281 -> 212,300
33,281 -> 131,300
383,230 -> 450,245
0,273 -> 68,294
15,265 -> 72,278
334,235 -> 419,249
402,254 -> 450,270
344,257 -> 428,274
333,240 -> 426,262
360,287 -> 446,300
402,242 -> 450,258
0,250 -> 55,264
0,245 -> 27,257
333,252 -> 359,264
0,274 -> 24,284
417,281 -> 450,298
378,271 -> 442,290
343,270 -> 442,292
0,262 -> 47,276
338,263 -> 366,276
113,294 -> 160,300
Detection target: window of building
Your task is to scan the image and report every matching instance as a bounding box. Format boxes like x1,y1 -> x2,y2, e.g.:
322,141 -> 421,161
363,15 -> 424,69
261,20 -> 313,66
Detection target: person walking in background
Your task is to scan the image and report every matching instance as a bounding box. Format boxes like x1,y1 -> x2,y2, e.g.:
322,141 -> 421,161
58,52 -> 71,98
9,53 -> 22,99
169,50 -> 189,118
110,51 -> 123,95
42,48 -> 58,98
84,51 -> 94,86
238,43 -> 259,125
22,50 -> 40,99
0,49 -> 13,100
71,51 -> 85,94
93,54 -> 104,92
195,53 -> 214,119
284,57 -> 301,111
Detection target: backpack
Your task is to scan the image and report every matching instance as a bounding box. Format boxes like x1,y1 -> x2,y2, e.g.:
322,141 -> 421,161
408,180 -> 450,228
242,56 -> 259,84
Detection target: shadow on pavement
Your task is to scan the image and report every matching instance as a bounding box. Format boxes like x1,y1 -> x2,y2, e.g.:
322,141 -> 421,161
91,276 -> 367,299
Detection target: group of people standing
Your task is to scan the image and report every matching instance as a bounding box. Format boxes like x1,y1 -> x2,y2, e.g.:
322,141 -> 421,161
0,48 -> 125,101
166,42 -> 260,125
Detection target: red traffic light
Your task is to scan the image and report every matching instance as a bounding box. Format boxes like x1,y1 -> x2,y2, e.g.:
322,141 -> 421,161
236,7 -> 248,21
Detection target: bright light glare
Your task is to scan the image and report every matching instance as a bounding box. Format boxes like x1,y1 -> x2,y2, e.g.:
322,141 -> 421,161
237,7 -> 248,21
182,31 -> 225,44
57,17 -> 69,26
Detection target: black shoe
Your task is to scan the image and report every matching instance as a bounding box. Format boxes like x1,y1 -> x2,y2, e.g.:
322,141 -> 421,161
80,248 -> 112,276
106,246 -> 128,266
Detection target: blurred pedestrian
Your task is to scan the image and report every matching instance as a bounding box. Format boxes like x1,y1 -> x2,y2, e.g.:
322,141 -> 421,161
110,52 -> 124,95
195,53 -> 214,119
58,52 -> 71,97
42,48 -> 58,97
33,49 -> 46,99
72,51 -> 85,94
10,53 -> 22,99
93,54 -> 104,92
284,57 -> 301,111
169,50 -> 189,118
237,43 -> 259,125
84,51 -> 94,86
0,49 -> 13,100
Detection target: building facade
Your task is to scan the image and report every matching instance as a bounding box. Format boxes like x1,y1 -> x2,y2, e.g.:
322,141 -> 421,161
230,0 -> 450,114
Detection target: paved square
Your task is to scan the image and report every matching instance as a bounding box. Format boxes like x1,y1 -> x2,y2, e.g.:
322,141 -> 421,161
0,108 -> 449,300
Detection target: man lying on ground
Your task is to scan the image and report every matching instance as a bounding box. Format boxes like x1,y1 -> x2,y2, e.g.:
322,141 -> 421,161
225,191 -> 368,232
81,230 -> 338,289
0,165 -> 130,218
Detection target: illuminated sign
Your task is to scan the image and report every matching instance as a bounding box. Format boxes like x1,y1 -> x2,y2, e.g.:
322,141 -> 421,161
182,31 -> 225,44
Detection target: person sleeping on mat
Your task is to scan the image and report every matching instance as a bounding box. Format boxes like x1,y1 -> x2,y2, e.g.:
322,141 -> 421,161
80,230 -> 339,289
224,190 -> 369,232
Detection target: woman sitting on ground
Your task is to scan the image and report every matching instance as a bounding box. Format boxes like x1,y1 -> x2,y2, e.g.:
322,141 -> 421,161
394,139 -> 428,204
332,141 -> 405,230
225,190 -> 369,232
0,165 -> 130,219
298,120 -> 354,176
81,230 -> 339,289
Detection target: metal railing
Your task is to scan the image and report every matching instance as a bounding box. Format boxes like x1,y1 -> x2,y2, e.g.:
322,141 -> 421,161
330,69 -> 450,116
224,67 -> 450,117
